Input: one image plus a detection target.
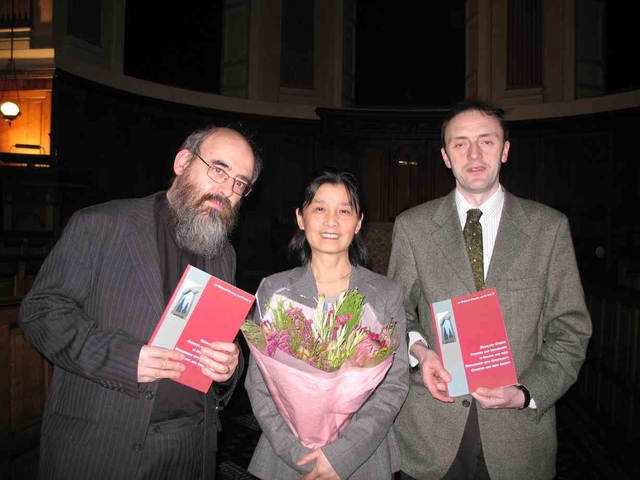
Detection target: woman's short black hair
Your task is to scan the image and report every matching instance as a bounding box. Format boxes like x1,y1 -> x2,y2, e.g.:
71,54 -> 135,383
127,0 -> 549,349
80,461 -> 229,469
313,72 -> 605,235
288,167 -> 368,267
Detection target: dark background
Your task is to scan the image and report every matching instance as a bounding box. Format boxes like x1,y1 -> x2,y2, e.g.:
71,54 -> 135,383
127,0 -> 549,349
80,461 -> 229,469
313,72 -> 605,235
124,0 -> 639,107
354,1 -> 466,106
124,0 -> 467,105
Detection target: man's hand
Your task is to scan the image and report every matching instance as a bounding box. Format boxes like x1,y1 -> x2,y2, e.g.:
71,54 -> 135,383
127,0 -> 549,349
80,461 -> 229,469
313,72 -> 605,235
472,385 -> 526,409
412,342 -> 454,403
298,449 -> 339,480
138,345 -> 186,383
199,342 -> 240,383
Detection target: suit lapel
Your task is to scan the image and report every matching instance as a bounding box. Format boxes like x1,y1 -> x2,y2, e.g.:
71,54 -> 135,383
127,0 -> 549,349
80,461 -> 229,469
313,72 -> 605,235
285,266 -> 319,308
485,193 -> 530,287
432,193 -> 478,293
125,195 -> 164,318
349,267 -> 379,311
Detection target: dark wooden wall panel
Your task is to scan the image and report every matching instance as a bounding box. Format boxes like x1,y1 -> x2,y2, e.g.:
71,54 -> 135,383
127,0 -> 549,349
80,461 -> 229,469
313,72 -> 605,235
0,324 -> 10,431
389,140 -> 425,217
574,285 -> 640,477
0,305 -> 51,474
357,139 -> 388,222
316,109 -> 450,222
501,136 -> 538,201
426,140 -> 453,202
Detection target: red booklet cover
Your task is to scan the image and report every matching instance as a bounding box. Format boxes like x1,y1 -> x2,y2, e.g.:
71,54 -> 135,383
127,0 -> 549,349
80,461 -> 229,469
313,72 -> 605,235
149,264 -> 255,393
430,288 -> 518,397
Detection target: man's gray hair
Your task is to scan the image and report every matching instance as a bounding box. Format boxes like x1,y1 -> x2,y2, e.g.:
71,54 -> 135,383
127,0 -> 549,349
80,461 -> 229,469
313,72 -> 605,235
179,123 -> 263,184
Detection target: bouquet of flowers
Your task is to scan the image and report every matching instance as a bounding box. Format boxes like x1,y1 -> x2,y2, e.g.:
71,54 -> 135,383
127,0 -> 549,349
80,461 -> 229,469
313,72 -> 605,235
241,288 -> 398,449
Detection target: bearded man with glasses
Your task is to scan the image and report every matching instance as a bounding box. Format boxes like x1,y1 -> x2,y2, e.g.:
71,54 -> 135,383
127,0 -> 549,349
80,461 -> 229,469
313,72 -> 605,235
19,124 -> 262,480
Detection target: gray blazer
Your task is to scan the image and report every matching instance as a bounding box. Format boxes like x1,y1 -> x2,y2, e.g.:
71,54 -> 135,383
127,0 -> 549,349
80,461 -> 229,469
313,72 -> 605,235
18,192 -> 242,480
388,189 -> 592,480
245,264 -> 409,479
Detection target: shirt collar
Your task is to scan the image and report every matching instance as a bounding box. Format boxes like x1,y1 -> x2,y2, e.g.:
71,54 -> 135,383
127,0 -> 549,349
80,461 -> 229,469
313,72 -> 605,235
454,186 -> 505,226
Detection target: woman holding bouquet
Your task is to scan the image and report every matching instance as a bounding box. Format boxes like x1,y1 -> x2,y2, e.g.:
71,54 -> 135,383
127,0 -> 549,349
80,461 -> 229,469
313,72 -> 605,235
245,168 -> 409,479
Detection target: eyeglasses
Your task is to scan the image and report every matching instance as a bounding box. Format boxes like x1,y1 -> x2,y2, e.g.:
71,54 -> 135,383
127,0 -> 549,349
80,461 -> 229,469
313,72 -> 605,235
192,151 -> 253,197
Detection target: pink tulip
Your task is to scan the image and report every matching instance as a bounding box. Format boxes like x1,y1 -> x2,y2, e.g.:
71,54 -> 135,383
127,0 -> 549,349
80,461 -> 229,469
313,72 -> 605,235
347,336 -> 381,367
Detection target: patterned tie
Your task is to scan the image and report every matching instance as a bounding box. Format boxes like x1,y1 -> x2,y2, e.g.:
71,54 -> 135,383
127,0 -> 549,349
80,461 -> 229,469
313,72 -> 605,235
463,209 -> 484,291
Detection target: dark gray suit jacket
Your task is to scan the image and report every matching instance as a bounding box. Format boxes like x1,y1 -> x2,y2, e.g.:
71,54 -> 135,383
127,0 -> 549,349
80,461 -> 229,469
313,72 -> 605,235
388,189 -> 592,480
19,192 -> 243,480
245,265 -> 409,479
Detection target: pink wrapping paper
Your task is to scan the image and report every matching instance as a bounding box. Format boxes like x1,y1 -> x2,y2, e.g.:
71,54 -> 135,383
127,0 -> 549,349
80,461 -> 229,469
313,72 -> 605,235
245,296 -> 395,449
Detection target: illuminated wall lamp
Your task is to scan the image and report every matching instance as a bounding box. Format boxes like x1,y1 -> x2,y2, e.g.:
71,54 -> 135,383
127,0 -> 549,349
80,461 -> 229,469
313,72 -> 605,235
0,98 -> 21,124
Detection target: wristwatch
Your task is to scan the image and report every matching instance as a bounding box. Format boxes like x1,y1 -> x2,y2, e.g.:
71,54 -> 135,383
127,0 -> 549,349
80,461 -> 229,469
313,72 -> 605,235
514,384 -> 531,409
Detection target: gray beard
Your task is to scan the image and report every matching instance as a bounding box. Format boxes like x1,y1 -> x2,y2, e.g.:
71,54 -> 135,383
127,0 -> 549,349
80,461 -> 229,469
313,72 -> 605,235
168,179 -> 238,258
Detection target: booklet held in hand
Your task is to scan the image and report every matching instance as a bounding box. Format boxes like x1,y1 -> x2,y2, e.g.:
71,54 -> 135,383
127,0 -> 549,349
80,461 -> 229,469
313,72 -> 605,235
430,288 -> 518,397
149,265 -> 255,393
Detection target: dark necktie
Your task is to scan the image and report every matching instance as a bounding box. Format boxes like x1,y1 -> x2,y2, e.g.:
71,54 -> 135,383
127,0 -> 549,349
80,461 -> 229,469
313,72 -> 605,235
463,209 -> 484,291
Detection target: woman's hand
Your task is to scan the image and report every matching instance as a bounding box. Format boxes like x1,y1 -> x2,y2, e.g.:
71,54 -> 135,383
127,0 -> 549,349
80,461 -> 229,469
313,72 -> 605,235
298,449 -> 339,480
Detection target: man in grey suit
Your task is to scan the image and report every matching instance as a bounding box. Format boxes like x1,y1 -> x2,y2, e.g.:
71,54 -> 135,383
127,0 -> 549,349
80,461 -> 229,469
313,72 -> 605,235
19,124 -> 262,480
388,100 -> 591,480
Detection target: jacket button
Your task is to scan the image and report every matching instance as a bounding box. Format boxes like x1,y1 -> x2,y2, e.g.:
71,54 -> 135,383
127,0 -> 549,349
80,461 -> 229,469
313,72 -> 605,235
145,391 -> 155,400
462,399 -> 470,407
132,442 -> 142,451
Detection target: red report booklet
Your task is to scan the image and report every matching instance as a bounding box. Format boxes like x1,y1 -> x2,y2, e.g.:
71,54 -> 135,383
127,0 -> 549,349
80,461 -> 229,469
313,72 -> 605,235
430,287 -> 518,397
149,264 -> 255,393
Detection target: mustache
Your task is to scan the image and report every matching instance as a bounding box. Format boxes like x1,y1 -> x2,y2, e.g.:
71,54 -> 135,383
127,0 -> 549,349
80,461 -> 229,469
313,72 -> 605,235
198,193 -> 233,213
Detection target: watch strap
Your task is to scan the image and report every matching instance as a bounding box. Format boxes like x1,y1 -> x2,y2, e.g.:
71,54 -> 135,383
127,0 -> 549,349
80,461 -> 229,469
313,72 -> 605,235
514,384 -> 531,409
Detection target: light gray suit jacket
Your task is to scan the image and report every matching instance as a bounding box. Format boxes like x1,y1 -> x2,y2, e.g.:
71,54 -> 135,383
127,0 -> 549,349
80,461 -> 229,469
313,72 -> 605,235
19,192 -> 242,480
245,264 -> 409,479
388,189 -> 591,480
